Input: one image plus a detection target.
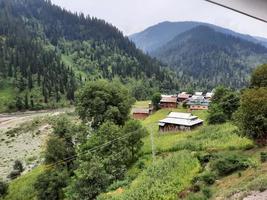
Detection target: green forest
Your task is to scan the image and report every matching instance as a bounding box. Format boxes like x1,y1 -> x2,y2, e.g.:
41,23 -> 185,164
0,0 -> 179,112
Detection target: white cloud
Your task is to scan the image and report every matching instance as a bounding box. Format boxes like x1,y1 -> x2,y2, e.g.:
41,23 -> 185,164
51,0 -> 267,38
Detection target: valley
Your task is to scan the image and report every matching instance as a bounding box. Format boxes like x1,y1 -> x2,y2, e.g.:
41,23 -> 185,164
0,0 -> 267,200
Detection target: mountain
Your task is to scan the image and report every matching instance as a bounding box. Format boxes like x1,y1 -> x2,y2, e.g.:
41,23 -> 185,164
129,21 -> 202,53
151,25 -> 267,89
130,21 -> 267,90
129,21 -> 266,54
0,0 -> 179,112
255,36 -> 267,48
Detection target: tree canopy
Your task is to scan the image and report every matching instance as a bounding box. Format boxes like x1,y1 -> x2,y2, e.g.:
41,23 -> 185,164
76,80 -> 133,128
250,64 -> 267,88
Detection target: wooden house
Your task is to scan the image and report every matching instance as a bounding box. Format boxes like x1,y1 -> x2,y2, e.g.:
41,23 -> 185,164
159,112 -> 203,132
160,95 -> 177,108
132,108 -> 151,120
187,94 -> 210,110
177,92 -> 191,102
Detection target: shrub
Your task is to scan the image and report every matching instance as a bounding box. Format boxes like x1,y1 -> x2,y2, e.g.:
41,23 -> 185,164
0,180 -> 8,197
208,110 -> 227,124
107,179 -> 130,191
211,154 -> 250,176
196,153 -> 213,165
13,160 -> 24,173
201,172 -> 217,185
202,187 -> 212,198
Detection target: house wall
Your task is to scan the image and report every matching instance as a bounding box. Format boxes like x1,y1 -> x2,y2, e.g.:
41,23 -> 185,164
133,113 -> 149,120
159,122 -> 203,132
160,102 -> 177,109
190,105 -> 208,110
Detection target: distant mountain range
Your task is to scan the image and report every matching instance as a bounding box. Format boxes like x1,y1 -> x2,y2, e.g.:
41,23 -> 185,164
130,21 -> 267,53
130,21 -> 267,89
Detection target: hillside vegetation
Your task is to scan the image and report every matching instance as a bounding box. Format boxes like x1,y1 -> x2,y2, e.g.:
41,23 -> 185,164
4,107 -> 266,200
131,22 -> 267,90
0,0 -> 179,112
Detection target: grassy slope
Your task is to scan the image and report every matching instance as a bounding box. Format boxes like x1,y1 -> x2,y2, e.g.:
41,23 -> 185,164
0,83 -> 16,112
3,166 -> 44,200
3,105 -> 267,200
101,106 -> 263,200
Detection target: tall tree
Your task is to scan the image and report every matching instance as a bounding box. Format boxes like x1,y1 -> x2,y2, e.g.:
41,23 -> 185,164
76,80 -> 133,128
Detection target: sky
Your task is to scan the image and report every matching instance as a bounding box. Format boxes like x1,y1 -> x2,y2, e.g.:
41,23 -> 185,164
51,0 -> 267,38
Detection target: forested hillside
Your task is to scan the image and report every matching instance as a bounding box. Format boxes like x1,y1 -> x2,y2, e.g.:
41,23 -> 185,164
0,0 -> 178,112
151,26 -> 267,90
130,21 -> 266,54
131,22 -> 267,90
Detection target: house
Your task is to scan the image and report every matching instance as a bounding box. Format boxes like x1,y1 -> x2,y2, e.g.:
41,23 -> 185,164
187,100 -> 210,110
187,93 -> 210,110
132,108 -> 151,120
160,95 -> 177,108
177,92 -> 191,102
158,112 -> 203,132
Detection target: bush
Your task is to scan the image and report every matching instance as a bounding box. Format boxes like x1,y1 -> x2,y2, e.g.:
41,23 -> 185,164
34,169 -> 68,200
13,160 -> 24,173
201,172 -> 217,185
208,110 -> 226,124
260,152 -> 267,163
211,154 -> 250,176
202,187 -> 212,198
0,180 -> 8,197
196,153 -> 213,165
107,179 -> 130,191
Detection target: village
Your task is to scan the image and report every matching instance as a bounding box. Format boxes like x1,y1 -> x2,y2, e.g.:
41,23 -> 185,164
132,91 -> 214,132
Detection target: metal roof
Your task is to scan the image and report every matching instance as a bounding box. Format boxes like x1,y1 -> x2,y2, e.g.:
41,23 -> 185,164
168,112 -> 195,119
159,118 -> 203,127
160,96 -> 177,103
158,112 -> 203,126
132,108 -> 150,114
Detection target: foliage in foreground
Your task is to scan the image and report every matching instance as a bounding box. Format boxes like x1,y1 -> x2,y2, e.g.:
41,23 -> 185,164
3,166 -> 44,200
65,120 -> 147,200
208,86 -> 239,124
98,151 -> 200,200
235,87 -> 267,143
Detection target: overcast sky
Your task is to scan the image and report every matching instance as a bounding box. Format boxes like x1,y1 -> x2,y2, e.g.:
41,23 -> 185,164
51,0 -> 267,38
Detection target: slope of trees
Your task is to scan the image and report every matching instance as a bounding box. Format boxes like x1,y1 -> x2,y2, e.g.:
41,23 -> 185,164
151,26 -> 267,90
0,0 -> 180,112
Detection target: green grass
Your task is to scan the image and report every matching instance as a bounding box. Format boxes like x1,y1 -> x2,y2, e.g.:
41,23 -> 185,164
3,166 -> 44,200
0,83 -> 16,112
141,108 -> 252,154
98,151 -> 200,200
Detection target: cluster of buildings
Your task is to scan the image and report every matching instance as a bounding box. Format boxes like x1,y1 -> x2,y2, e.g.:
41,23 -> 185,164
131,91 -> 213,132
160,91 -> 214,110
